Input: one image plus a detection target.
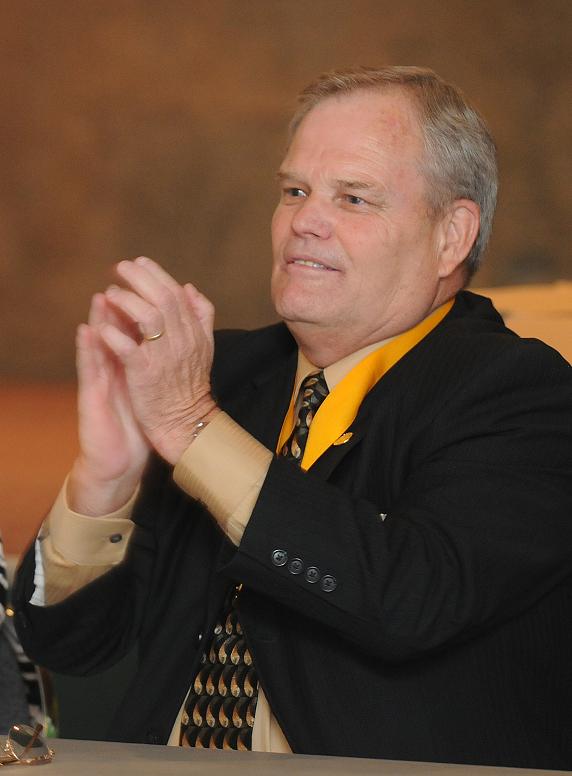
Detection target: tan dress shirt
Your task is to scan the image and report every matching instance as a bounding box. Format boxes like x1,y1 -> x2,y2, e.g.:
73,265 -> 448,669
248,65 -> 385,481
35,338 -> 390,752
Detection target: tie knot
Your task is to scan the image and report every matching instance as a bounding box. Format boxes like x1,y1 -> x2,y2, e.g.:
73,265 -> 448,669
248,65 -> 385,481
298,370 -> 328,417
281,370 -> 329,464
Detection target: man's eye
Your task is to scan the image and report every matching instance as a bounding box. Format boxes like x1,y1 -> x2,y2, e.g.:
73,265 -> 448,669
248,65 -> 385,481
283,187 -> 306,199
345,194 -> 365,206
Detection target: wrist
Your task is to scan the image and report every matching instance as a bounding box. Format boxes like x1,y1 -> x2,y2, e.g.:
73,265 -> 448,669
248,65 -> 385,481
68,458 -> 141,516
188,404 -> 221,441
158,399 -> 220,465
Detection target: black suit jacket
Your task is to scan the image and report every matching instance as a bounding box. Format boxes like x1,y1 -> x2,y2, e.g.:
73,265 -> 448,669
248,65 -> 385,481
14,292 -> 572,768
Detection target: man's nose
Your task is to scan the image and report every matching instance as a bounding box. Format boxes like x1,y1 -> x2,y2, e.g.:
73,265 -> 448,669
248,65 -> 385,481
290,196 -> 333,239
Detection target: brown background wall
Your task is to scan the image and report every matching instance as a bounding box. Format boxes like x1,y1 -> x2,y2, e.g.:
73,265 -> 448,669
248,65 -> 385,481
1,0 -> 571,380
1,0 -> 571,552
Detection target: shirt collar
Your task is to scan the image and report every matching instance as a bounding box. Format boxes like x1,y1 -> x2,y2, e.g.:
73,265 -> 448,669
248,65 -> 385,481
294,336 -> 396,397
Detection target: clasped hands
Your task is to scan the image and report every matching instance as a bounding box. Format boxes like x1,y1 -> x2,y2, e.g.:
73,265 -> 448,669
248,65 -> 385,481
69,256 -> 218,515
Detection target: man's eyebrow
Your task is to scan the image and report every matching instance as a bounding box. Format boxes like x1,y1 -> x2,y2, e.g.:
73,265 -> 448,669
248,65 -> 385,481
275,171 -> 381,191
275,170 -> 303,183
334,178 -> 377,190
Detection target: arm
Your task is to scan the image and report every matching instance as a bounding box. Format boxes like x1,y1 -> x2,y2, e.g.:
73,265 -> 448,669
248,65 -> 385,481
26,254 -> 225,602
13,258 -> 220,670
30,478 -> 136,607
219,341 -> 572,661
13,457 -> 168,675
18,290 -> 151,609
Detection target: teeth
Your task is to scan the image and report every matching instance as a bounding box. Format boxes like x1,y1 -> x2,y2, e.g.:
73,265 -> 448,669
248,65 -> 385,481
293,259 -> 327,269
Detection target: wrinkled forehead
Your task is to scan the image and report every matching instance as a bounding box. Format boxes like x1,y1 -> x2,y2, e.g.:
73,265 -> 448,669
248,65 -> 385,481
284,88 -> 426,172
290,86 -> 425,149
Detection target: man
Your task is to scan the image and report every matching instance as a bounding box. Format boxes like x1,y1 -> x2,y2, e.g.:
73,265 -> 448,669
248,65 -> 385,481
14,67 -> 572,768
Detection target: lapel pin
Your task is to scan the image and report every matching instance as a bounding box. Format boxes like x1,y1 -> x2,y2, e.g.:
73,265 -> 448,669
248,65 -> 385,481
333,432 -> 353,446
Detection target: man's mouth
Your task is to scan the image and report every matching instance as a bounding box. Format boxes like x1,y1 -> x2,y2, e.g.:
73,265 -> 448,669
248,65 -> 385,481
288,258 -> 337,271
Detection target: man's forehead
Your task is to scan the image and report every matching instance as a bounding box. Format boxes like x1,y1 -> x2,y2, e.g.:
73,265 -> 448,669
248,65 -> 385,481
288,88 -> 423,154
282,88 -> 424,178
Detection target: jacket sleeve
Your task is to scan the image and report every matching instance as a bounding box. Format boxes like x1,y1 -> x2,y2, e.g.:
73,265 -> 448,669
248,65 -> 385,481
11,458 -> 171,676
221,340 -> 572,661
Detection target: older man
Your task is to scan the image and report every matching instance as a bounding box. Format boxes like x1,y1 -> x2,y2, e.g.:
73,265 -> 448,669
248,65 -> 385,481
14,67 -> 572,768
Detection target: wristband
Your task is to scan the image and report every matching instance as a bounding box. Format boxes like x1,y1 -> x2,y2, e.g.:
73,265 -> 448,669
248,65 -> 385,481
191,419 -> 209,441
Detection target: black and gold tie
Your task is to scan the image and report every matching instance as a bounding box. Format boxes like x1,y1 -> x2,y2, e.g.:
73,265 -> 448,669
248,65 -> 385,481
281,370 -> 329,464
180,585 -> 256,750
180,370 -> 329,750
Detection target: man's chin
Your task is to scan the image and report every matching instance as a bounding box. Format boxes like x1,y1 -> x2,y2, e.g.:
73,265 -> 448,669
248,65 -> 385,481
273,291 -> 326,323
279,314 -> 338,340
274,303 -> 324,328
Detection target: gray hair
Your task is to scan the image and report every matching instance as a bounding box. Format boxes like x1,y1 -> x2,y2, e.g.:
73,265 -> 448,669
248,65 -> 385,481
290,66 -> 498,278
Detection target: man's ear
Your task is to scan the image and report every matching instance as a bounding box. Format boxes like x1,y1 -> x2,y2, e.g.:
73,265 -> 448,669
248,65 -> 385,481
437,199 -> 480,279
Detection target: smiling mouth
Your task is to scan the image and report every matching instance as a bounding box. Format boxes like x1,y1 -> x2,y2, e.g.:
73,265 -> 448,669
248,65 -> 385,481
288,258 -> 337,271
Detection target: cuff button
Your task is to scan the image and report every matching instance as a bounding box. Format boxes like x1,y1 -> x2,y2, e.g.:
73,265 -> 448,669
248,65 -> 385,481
288,558 -> 303,574
305,566 -> 320,583
321,575 -> 337,592
271,549 -> 288,566
109,533 -> 123,544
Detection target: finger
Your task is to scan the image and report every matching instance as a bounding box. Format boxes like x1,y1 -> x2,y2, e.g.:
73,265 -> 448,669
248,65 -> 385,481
115,259 -> 185,331
116,258 -> 179,303
87,292 -> 107,328
133,256 -> 181,292
99,323 -> 142,366
85,298 -> 116,375
78,317 -> 121,382
139,259 -> 205,331
100,289 -> 141,340
116,259 -> 207,348
105,286 -> 165,342
87,293 -> 135,351
184,283 -> 215,338
76,323 -> 100,386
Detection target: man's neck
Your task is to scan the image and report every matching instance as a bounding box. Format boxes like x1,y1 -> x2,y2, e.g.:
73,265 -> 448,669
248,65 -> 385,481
288,283 -> 462,367
291,327 -> 385,369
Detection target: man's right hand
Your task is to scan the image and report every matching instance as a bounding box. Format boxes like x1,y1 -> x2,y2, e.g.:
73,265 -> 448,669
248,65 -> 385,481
68,292 -> 151,516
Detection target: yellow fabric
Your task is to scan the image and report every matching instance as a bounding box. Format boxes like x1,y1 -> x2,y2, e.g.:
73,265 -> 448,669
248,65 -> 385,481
277,299 -> 454,470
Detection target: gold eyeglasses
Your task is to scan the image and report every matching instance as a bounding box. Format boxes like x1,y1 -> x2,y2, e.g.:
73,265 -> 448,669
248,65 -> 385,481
0,724 -> 54,766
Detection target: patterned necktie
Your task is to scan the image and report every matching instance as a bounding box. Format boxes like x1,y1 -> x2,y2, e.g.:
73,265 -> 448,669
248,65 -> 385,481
281,370 -> 329,464
180,584 -> 256,750
180,370 -> 329,751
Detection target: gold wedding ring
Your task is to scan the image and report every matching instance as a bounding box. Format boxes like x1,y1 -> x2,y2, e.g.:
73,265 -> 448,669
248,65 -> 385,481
143,330 -> 164,342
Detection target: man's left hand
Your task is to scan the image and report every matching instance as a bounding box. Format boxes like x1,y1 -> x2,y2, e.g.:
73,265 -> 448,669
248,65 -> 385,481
99,256 -> 219,465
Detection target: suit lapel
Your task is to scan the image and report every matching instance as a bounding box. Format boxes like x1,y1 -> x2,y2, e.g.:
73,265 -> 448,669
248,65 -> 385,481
308,396 -> 374,480
308,338 -> 423,481
308,411 -> 368,480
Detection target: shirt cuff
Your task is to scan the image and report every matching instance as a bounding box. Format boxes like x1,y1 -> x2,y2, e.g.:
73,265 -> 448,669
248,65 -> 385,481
45,475 -> 137,566
173,412 -> 272,545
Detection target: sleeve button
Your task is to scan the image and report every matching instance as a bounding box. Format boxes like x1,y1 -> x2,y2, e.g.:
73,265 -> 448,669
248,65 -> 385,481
271,549 -> 288,566
288,558 -> 303,574
109,533 -> 123,544
321,575 -> 337,592
305,566 -> 320,583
